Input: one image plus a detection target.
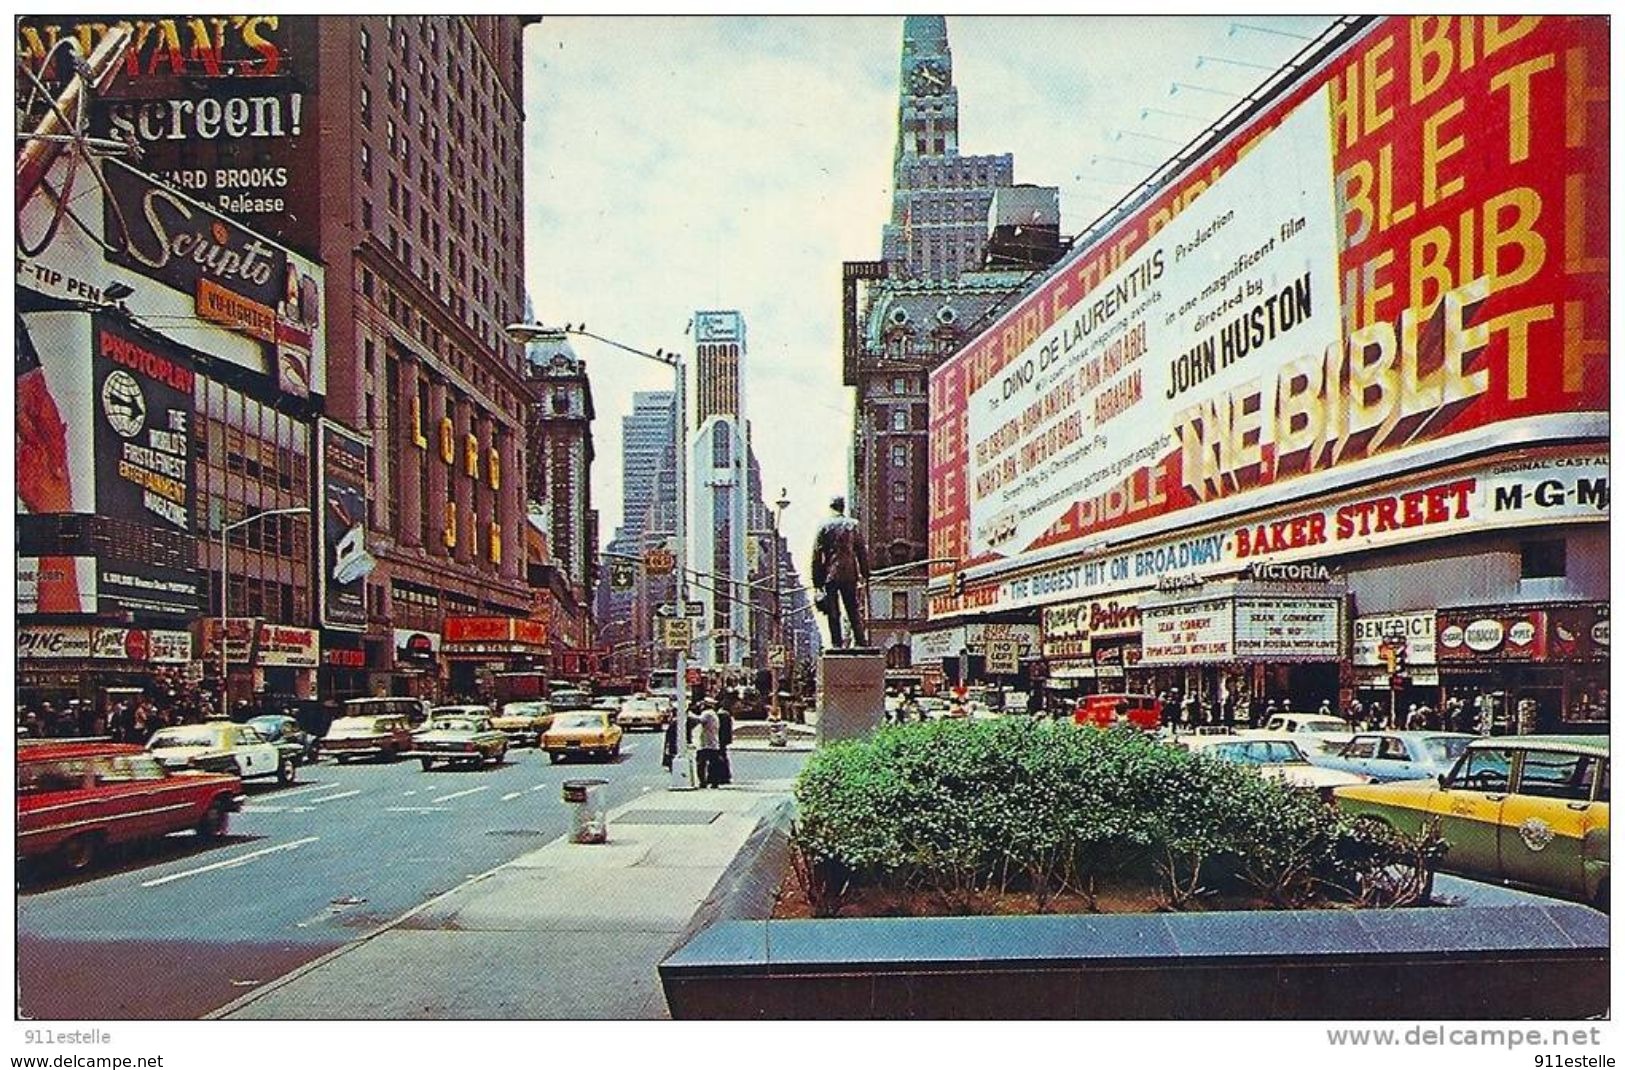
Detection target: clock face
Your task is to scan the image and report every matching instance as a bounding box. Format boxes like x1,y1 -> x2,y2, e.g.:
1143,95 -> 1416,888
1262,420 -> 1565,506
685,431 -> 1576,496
911,60 -> 948,95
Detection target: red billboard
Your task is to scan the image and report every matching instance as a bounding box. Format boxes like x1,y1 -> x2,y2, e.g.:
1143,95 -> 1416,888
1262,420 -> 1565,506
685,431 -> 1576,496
928,16 -> 1607,587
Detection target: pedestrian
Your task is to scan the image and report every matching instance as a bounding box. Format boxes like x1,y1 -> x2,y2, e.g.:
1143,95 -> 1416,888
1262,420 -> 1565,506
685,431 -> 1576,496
1239,695 -> 1254,728
690,701 -> 722,788
661,715 -> 679,772
1406,703 -> 1425,730
716,700 -> 733,786
1318,698 -> 1334,720
1264,698 -> 1279,725
1221,692 -> 1236,728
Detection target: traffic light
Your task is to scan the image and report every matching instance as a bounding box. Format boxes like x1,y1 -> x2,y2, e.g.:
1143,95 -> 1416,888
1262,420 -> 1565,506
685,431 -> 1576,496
953,571 -> 966,598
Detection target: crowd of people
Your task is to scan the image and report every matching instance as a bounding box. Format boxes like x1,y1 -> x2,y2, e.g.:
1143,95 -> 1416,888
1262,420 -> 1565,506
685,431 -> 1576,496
17,685 -> 221,743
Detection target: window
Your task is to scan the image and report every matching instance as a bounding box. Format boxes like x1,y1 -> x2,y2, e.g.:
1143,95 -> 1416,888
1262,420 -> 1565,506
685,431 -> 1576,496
891,408 -> 908,432
361,199 -> 373,229
1450,747 -> 1512,793
1517,751 -> 1600,802
891,444 -> 907,469
891,591 -> 909,620
891,481 -> 907,504
1378,737 -> 1409,761
360,86 -> 371,127
1520,539 -> 1566,579
359,27 -> 370,68
892,376 -> 907,395
1343,737 -> 1379,760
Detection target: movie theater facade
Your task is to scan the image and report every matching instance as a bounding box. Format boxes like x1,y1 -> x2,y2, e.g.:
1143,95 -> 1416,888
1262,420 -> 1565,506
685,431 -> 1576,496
925,16 -> 1608,733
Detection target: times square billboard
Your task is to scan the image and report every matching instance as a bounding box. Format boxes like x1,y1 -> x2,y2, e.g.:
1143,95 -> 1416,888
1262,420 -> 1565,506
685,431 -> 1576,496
927,16 -> 1608,614
16,15 -> 320,254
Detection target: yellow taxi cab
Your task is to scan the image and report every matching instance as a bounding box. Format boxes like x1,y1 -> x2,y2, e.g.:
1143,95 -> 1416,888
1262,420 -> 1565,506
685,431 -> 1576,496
1333,735 -> 1608,908
541,710 -> 623,764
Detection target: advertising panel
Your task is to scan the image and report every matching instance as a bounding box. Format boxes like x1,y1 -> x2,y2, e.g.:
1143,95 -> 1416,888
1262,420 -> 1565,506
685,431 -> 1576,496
93,316 -> 194,534
910,627 -> 965,663
394,629 -> 440,666
17,16 -> 320,252
1352,611 -> 1438,666
256,624 -> 320,667
929,17 -> 1607,585
318,420 -> 372,630
96,561 -> 204,617
939,446 -> 1606,615
202,617 -> 259,666
1436,607 -> 1548,662
19,626 -> 95,660
1141,599 -> 1233,664
18,557 -> 96,616
99,158 -> 324,397
1233,598 -> 1342,660
147,630 -> 194,663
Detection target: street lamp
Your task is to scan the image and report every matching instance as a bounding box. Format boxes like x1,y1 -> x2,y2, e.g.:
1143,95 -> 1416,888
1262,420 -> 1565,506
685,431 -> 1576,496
507,321 -> 695,789
218,505 -> 310,717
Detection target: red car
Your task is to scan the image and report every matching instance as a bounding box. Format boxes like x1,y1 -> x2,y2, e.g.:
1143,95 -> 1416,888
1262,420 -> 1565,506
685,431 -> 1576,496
17,742 -> 243,874
1073,693 -> 1163,731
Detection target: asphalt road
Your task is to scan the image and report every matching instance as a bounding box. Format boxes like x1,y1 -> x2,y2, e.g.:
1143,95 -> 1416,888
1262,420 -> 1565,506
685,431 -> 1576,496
16,736 -> 806,1020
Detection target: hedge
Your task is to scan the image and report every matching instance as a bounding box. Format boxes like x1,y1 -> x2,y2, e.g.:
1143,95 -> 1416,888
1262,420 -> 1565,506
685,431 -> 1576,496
790,718 -> 1443,916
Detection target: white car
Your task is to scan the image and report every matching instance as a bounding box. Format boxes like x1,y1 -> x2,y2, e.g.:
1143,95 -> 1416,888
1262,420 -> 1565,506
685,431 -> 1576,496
1242,713 -> 1353,754
1180,735 -> 1369,797
616,695 -> 671,731
147,721 -> 293,784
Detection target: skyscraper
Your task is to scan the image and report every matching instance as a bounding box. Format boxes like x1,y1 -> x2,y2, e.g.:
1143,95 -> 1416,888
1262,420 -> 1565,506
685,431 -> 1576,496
690,311 -> 750,668
843,15 -> 1065,671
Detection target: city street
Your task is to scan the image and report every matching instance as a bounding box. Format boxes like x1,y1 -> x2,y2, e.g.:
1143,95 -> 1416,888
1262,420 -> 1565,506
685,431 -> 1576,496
17,740 -> 807,1020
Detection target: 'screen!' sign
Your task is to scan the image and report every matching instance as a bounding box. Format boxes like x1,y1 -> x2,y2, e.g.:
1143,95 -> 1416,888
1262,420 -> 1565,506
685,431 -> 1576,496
928,16 -> 1607,582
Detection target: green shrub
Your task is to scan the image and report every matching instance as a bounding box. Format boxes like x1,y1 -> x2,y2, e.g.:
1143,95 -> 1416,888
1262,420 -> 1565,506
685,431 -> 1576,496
790,720 -> 1441,914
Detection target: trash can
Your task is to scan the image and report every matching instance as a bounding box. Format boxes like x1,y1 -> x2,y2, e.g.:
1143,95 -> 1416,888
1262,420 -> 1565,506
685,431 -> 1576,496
562,778 -> 609,844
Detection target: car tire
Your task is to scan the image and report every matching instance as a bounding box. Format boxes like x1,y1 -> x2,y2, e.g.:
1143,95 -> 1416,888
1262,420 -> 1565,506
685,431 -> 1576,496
1591,878 -> 1609,913
196,798 -> 231,841
276,757 -> 296,786
496,744 -> 508,764
420,757 -> 435,772
611,741 -> 622,758
59,833 -> 101,873
548,752 -> 563,764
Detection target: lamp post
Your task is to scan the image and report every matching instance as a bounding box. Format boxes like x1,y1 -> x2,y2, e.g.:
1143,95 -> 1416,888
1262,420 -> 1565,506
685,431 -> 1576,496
507,321 -> 694,789
770,488 -> 790,717
218,505 -> 310,718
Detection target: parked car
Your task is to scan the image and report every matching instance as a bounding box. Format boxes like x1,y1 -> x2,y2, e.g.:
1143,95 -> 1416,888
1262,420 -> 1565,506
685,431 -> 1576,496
1180,735 -> 1369,798
322,714 -> 415,762
1313,732 -> 1475,783
1242,713 -> 1353,754
342,695 -> 432,727
491,700 -> 554,746
1074,693 -> 1163,730
406,713 -> 509,770
616,694 -> 671,732
246,714 -> 320,765
19,742 -> 243,874
147,721 -> 294,784
1333,736 -> 1609,907
541,710 -> 623,763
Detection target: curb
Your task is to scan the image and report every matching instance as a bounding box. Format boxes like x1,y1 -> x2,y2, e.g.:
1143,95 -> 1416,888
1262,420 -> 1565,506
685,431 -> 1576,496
665,794 -> 795,957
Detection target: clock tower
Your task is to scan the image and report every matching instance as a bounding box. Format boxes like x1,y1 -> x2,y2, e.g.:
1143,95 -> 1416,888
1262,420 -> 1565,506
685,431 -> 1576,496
896,15 -> 958,162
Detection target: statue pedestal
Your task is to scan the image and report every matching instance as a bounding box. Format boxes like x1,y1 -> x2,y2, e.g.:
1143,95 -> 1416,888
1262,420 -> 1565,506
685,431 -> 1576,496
816,650 -> 885,745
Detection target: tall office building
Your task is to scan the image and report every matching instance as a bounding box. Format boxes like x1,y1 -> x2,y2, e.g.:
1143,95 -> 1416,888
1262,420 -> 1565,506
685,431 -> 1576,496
843,15 -> 1064,670
313,16 -> 534,698
690,311 -> 750,668
596,391 -> 677,674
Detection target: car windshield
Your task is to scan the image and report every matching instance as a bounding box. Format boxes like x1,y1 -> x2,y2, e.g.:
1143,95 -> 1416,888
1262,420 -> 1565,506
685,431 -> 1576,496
429,717 -> 480,733
550,691 -> 591,710
1422,736 -> 1472,764
554,713 -> 603,730
502,703 -> 547,716
247,718 -> 287,737
149,726 -> 220,748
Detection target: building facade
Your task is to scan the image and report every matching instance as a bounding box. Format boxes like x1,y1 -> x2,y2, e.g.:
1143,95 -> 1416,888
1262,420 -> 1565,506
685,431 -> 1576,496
927,16 -> 1609,733
311,16 -> 533,699
845,15 -> 1064,674
521,333 -> 598,674
690,311 -> 750,669
596,390 -> 677,679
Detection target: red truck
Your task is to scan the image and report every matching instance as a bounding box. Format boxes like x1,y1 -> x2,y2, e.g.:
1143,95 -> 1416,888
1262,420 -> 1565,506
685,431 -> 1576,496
1073,693 -> 1164,731
18,742 -> 243,874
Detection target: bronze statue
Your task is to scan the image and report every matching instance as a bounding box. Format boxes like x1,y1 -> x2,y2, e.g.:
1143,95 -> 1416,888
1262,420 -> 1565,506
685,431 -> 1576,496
811,495 -> 870,648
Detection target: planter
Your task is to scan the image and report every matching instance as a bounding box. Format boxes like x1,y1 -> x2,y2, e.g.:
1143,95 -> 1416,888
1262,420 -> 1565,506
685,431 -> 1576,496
659,806 -> 1609,1020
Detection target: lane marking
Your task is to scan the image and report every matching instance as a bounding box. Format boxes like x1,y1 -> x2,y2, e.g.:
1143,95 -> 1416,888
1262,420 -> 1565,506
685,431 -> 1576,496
430,785 -> 490,804
141,837 -> 319,887
242,804 -> 315,814
500,791 -> 525,801
384,806 -> 449,813
308,790 -> 362,805
266,783 -> 329,799
401,790 -> 419,797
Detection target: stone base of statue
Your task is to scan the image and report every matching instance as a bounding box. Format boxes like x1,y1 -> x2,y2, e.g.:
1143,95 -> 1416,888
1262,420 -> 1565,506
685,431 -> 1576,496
816,649 -> 884,746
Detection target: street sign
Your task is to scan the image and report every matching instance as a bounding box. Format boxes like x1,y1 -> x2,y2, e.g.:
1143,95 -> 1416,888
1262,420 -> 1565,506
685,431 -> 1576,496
769,645 -> 786,669
987,639 -> 1020,675
645,548 -> 675,576
656,600 -> 707,619
608,561 -> 636,591
662,618 -> 692,649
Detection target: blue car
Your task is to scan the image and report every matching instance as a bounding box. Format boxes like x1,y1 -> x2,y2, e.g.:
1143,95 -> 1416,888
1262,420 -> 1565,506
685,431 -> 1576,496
1312,731 -> 1475,783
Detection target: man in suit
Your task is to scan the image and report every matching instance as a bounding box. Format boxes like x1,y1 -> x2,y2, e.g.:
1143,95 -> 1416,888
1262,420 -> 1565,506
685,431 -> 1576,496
810,495 -> 870,648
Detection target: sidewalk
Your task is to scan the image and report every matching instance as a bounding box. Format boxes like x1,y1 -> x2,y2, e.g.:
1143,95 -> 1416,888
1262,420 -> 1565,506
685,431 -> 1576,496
213,776 -> 798,1020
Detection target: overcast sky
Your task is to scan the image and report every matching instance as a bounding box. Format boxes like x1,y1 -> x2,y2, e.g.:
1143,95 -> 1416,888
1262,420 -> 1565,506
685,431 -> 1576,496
519,14 -> 1339,581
